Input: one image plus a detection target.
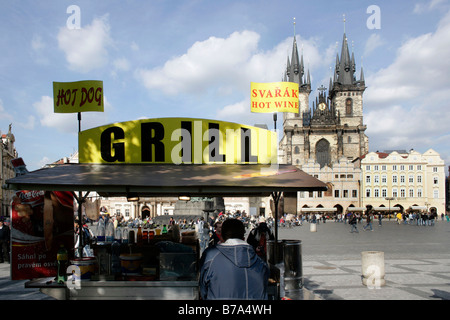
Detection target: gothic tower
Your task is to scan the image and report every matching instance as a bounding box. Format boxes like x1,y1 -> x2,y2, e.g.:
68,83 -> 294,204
279,32 -> 368,167
279,36 -> 311,165
328,33 -> 368,161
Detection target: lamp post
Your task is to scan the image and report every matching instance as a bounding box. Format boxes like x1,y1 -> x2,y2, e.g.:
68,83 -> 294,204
385,197 -> 395,219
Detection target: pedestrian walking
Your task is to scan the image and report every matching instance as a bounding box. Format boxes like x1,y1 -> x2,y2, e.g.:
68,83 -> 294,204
349,213 -> 358,233
363,212 -> 373,231
378,213 -> 382,226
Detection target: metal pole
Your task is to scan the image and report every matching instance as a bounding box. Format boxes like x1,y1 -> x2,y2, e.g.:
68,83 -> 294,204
73,191 -> 90,258
271,191 -> 281,265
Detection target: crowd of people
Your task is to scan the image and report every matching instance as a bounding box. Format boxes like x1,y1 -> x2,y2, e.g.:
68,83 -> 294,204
73,208 -> 449,300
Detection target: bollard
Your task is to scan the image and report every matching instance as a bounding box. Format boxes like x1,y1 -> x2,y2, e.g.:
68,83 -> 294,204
310,223 -> 317,232
361,251 -> 385,288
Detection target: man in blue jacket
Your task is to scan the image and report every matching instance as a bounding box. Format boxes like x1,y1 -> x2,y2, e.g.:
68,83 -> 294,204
199,218 -> 269,300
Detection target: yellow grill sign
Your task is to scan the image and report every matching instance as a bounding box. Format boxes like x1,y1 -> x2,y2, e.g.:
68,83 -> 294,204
250,82 -> 299,113
79,118 -> 277,164
53,80 -> 104,113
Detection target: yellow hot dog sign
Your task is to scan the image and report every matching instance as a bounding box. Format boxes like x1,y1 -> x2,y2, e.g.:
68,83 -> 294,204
53,80 -> 104,113
79,118 -> 277,164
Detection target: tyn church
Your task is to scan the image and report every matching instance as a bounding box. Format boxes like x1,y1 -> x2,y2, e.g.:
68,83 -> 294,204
279,32 -> 369,168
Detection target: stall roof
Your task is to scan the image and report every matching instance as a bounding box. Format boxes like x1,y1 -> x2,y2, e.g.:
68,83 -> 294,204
5,163 -> 327,198
300,208 -> 337,212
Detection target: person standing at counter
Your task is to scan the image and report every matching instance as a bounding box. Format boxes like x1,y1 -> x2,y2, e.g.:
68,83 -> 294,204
0,218 -> 10,263
199,218 -> 269,300
246,216 -> 274,261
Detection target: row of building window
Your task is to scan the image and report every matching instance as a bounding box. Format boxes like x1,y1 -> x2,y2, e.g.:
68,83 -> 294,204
365,188 -> 439,199
365,165 -> 439,172
299,190 -> 358,199
300,188 -> 440,199
365,175 -> 439,185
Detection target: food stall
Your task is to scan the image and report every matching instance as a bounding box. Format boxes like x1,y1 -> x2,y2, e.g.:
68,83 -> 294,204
5,162 -> 327,300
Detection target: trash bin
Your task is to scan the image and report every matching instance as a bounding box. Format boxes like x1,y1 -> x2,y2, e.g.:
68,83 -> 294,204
310,223 -> 317,232
283,240 -> 302,291
267,240 -> 303,291
267,240 -> 283,265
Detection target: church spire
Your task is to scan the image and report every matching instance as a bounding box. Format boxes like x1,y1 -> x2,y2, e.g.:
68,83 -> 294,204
283,19 -> 311,93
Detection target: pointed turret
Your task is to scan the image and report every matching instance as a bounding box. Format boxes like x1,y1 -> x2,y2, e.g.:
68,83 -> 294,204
330,32 -> 366,97
336,33 -> 354,85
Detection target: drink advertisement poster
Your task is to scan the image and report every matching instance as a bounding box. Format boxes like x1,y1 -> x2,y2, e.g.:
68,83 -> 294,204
10,190 -> 74,280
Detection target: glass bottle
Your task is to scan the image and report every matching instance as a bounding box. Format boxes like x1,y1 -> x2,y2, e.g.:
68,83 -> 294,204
115,226 -> 122,243
105,219 -> 115,243
136,226 -> 143,245
129,229 -> 135,244
57,244 -> 68,284
122,227 -> 129,244
162,224 -> 168,234
142,228 -> 148,242
111,241 -> 121,275
97,218 -> 105,242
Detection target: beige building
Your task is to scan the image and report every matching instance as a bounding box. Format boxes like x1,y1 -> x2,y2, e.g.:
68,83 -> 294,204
296,157 -> 362,214
358,149 -> 446,215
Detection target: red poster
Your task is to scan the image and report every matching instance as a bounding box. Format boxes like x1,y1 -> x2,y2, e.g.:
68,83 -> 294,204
11,190 -> 74,280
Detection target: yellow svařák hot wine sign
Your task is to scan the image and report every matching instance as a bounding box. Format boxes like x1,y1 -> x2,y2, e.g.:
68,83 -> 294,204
250,82 -> 299,113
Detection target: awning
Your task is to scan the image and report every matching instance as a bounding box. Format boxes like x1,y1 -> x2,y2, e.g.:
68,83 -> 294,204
5,163 -> 328,197
300,208 -> 337,212
410,206 -> 427,210
346,207 -> 366,211
371,206 -> 400,211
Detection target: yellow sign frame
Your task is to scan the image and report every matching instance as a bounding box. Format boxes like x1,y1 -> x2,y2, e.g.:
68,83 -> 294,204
250,82 -> 299,113
53,80 -> 104,113
79,118 -> 278,165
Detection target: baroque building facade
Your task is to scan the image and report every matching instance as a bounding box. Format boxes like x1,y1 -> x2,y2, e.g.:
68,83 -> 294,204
358,149 -> 445,215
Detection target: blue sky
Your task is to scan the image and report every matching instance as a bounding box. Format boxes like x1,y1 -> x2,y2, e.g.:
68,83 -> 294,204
1,0 -> 450,171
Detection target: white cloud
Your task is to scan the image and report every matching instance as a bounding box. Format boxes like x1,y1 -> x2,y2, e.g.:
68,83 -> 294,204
34,96 -> 76,132
57,15 -> 112,73
113,58 -> 130,72
414,0 -> 447,13
364,33 -> 385,56
0,99 -> 13,121
136,30 -> 261,95
364,10 -> 450,154
31,35 -> 45,51
136,31 -> 324,96
216,100 -> 247,120
34,95 -> 112,133
366,10 -> 450,104
135,30 -> 324,127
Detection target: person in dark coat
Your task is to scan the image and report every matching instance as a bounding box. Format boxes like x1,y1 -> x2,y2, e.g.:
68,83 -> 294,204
0,218 -> 10,263
246,216 -> 274,261
199,218 -> 269,300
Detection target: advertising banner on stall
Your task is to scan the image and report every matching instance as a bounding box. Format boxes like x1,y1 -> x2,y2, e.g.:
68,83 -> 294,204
53,80 -> 104,113
250,82 -> 299,113
10,190 -> 74,280
78,117 -> 278,165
